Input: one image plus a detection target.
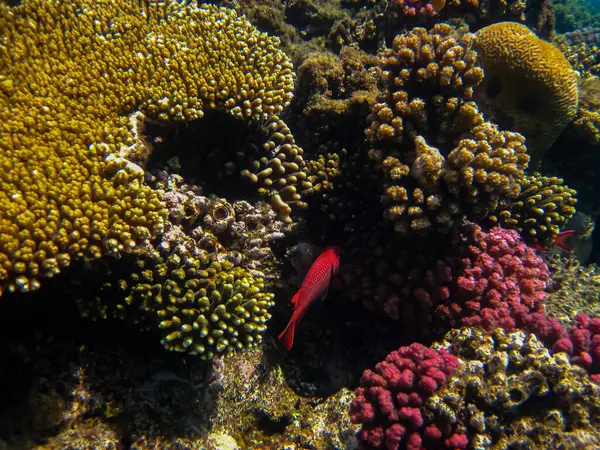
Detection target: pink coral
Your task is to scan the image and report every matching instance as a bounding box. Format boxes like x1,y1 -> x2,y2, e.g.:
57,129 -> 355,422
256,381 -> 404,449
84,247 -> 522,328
350,343 -> 464,450
392,0 -> 438,19
434,225 -> 549,331
338,225 -> 549,341
563,314 -> 600,381
521,312 -> 600,381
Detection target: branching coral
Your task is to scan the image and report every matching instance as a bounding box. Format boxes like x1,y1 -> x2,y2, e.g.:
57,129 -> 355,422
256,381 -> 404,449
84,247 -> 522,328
74,224 -> 275,359
0,0 -> 296,295
474,22 -> 579,166
368,138 -> 463,235
349,342 -> 463,450
350,326 -> 600,450
362,24 -> 532,236
339,224 -> 548,339
488,173 -> 577,249
366,24 -> 485,145
239,116 -> 313,222
443,123 -> 529,219
369,123 -> 529,235
434,224 -> 549,331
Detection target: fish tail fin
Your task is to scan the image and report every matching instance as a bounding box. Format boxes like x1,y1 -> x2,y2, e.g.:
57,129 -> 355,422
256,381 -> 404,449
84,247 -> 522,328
555,230 -> 577,252
278,320 -> 296,351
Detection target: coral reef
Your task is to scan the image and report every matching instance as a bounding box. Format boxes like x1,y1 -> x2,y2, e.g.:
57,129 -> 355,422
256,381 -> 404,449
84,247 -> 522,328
362,24 -> 533,236
162,177 -> 294,279
295,46 -> 380,121
339,224 -> 549,339
564,26 -> 600,45
2,0 -> 600,448
442,123 -> 529,219
572,75 -> 600,145
558,39 -> 600,79
553,0 -> 600,33
546,255 -> 600,326
0,311 -> 358,450
366,24 -> 484,146
431,327 -> 600,448
381,0 -> 554,40
238,115 -> 314,222
0,0 -> 296,295
433,224 -> 549,331
474,22 -> 579,166
487,173 -> 578,249
349,342 -> 463,450
351,327 -> 600,450
368,138 -> 465,235
370,123 -> 529,235
72,219 -> 276,359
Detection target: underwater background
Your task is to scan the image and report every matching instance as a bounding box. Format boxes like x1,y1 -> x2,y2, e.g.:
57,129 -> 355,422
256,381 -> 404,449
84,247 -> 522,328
1,0 -> 600,448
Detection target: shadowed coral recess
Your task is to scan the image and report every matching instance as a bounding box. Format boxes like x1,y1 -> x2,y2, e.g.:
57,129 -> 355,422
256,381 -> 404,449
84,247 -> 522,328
0,0 -> 295,295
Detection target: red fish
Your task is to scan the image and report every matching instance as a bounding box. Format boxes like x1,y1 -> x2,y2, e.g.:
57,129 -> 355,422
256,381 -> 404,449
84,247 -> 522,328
278,246 -> 342,350
532,230 -> 577,253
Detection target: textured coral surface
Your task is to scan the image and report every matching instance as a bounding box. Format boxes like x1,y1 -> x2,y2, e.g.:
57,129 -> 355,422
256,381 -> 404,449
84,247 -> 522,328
0,0 -> 295,295
474,22 -> 579,165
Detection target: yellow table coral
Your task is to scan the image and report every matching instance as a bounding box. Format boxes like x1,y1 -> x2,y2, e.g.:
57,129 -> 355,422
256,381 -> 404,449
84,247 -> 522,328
0,0 -> 295,295
474,22 -> 579,166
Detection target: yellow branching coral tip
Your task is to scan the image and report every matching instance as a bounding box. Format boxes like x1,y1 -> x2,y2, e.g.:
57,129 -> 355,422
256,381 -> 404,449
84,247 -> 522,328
488,173 -> 577,248
0,0 -> 295,295
443,122 -> 529,218
474,22 -> 579,166
367,24 -> 485,145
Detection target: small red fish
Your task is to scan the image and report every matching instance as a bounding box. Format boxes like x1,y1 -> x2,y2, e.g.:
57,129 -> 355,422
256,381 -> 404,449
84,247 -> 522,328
532,230 -> 577,253
278,246 -> 342,350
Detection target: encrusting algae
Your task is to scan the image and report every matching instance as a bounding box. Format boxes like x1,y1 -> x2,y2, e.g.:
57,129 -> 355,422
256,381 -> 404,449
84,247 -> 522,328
0,0 -> 295,295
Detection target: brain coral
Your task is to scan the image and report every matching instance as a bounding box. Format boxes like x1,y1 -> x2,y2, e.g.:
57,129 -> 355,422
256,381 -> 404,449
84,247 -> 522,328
474,22 -> 579,166
0,0 -> 294,295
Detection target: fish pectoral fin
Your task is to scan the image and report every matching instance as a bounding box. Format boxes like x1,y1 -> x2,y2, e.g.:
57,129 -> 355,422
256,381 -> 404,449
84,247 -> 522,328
290,289 -> 302,305
320,284 -> 330,302
320,266 -> 336,302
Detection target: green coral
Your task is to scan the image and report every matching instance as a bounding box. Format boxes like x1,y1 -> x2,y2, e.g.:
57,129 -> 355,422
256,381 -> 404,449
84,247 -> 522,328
0,0 -> 294,295
488,173 -> 577,248
75,226 -> 274,359
431,327 -> 600,448
545,255 -> 600,326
